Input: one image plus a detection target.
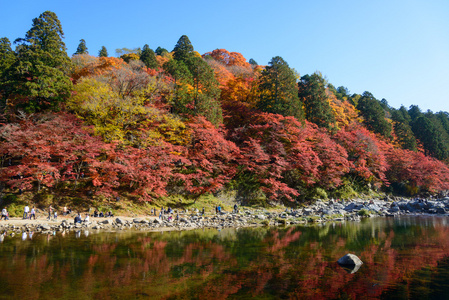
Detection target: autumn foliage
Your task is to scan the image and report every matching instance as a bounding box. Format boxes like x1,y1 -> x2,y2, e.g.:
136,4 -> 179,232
2,16 -> 449,204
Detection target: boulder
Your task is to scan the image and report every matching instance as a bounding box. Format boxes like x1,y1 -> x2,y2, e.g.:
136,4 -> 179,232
153,218 -> 162,224
302,208 -> 313,216
257,215 -> 266,220
133,218 -> 145,224
338,253 -> 363,266
100,220 -> 110,225
40,224 -> 51,231
115,218 -> 124,225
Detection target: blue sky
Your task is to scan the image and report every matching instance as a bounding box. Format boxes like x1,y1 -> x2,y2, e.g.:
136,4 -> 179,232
1,0 -> 448,112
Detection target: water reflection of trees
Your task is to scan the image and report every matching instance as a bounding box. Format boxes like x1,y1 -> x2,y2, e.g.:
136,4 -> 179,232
0,217 -> 449,298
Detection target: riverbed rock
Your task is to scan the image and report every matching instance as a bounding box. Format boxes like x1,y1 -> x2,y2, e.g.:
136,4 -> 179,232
115,218 -> 124,225
338,253 -> 363,266
133,218 -> 146,224
40,224 -> 51,231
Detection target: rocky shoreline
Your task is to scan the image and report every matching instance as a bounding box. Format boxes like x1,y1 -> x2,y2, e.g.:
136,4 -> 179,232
2,196 -> 449,237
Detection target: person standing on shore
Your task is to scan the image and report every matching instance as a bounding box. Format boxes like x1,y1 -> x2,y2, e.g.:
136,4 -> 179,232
47,205 -> 53,220
1,208 -> 8,220
23,205 -> 30,219
30,207 -> 36,220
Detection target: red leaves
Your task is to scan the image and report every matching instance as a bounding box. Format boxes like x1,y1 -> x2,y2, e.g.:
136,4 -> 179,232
333,125 -> 389,187
385,147 -> 449,193
171,117 -> 240,196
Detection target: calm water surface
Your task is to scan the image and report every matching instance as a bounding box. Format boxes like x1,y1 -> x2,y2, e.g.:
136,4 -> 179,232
1,216 -> 449,299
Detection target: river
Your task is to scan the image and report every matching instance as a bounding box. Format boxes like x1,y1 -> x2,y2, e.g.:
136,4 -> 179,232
1,216 -> 449,299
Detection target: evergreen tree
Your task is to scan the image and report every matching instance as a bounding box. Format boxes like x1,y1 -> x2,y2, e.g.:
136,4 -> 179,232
408,105 -> 422,121
186,56 -> 222,126
163,59 -> 193,115
412,113 -> 449,160
256,56 -> 304,121
298,73 -> 336,130
74,39 -> 88,55
3,11 -> 72,113
173,35 -> 194,62
165,37 -> 223,126
0,37 -> 16,114
435,111 -> 449,136
155,46 -> 168,56
356,91 -> 392,138
249,58 -> 258,66
98,46 -> 108,57
391,106 -> 417,151
0,37 -> 15,78
336,86 -> 350,101
140,44 -> 158,69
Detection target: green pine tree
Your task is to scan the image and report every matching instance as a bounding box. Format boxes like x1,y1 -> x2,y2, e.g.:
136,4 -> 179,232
4,11 -> 72,113
391,106 -> 417,151
173,35 -> 194,62
155,46 -> 168,56
298,72 -> 336,130
0,37 -> 15,78
74,39 -> 88,55
256,56 -> 304,121
140,44 -> 158,69
356,91 -> 392,138
412,113 -> 449,160
98,46 -> 108,57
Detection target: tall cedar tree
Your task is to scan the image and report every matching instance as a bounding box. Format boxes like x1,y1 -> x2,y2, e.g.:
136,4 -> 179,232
98,46 -> 108,57
186,56 -> 222,126
356,91 -> 392,138
74,39 -> 88,55
155,46 -> 168,56
411,112 -> 449,160
4,11 -> 72,113
173,35 -> 194,62
391,106 -> 417,151
298,73 -> 336,130
0,37 -> 16,110
256,56 -> 304,121
0,37 -> 15,78
140,44 -> 158,69
169,35 -> 223,126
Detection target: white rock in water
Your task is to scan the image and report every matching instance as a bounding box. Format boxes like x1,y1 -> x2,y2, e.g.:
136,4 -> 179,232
338,253 -> 363,265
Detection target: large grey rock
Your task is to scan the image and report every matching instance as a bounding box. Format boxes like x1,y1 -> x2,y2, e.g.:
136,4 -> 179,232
133,218 -> 146,224
153,218 -> 162,224
257,215 -> 266,220
366,204 -> 381,212
115,218 -> 124,225
100,220 -> 110,225
338,253 -> 363,266
302,209 -> 314,216
389,206 -> 400,213
40,224 -> 51,231
344,203 -> 364,211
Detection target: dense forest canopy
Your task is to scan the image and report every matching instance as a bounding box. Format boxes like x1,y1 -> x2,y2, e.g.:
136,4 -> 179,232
1,11 -> 449,205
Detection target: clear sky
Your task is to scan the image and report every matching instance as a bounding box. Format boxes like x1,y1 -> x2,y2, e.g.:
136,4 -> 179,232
1,0 -> 448,112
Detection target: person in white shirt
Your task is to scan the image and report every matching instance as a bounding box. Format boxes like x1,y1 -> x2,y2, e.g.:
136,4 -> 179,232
1,208 -> 8,220
84,214 -> 90,223
30,207 -> 36,220
23,205 -> 30,219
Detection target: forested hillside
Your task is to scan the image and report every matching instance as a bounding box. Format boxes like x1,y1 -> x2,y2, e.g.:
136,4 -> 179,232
1,11 -> 449,206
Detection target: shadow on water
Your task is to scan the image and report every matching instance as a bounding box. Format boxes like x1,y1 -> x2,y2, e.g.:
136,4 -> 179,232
1,216 -> 449,299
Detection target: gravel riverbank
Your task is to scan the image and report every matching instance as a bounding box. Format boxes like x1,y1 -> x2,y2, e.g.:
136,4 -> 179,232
2,196 -> 449,236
